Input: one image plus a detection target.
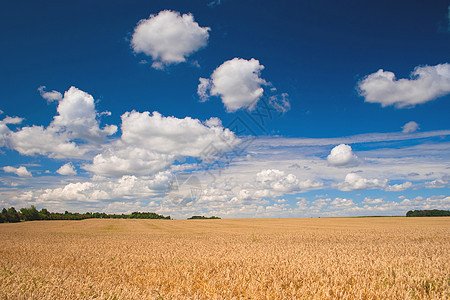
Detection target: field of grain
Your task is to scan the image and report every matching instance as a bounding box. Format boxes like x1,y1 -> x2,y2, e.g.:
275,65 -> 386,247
0,217 -> 449,299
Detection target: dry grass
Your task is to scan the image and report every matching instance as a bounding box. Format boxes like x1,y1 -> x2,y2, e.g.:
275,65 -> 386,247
0,217 -> 449,299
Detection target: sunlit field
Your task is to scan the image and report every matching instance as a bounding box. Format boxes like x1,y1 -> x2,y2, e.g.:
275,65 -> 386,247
1,217 -> 449,299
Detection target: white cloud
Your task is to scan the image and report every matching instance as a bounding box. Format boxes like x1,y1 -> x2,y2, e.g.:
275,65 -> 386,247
327,144 -> 360,167
298,179 -> 323,189
7,87 -> 116,159
52,86 -> 117,142
357,63 -> 450,108
197,78 -> 212,102
385,181 -> 412,192
0,116 -> 24,147
330,197 -> 355,209
255,169 -> 322,193
38,86 -> 62,102
362,197 -> 383,204
131,10 -> 210,69
120,110 -> 238,157
402,121 -> 419,133
425,178 -> 448,189
0,116 -> 24,125
256,169 -> 299,192
83,111 -> 238,177
33,173 -> 171,209
338,173 -> 387,191
9,125 -> 84,158
3,166 -> 32,177
56,162 -> 77,176
199,58 -> 269,112
84,145 -> 174,177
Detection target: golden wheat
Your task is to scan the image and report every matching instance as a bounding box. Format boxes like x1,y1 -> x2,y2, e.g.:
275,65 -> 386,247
0,217 -> 449,299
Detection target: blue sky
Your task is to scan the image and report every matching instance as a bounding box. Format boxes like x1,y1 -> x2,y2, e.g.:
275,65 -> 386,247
0,0 -> 449,218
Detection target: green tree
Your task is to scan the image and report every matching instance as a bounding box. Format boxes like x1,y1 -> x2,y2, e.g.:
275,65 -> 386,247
20,206 -> 40,221
6,207 -> 20,223
0,208 -> 7,223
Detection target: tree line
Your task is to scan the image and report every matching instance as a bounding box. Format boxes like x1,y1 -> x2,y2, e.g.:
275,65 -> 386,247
187,215 -> 221,219
406,209 -> 450,217
0,206 -> 170,223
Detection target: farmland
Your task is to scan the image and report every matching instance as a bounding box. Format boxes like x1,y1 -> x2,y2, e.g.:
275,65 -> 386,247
0,217 -> 449,299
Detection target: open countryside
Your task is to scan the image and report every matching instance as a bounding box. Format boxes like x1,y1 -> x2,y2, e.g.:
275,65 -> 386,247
1,217 -> 449,299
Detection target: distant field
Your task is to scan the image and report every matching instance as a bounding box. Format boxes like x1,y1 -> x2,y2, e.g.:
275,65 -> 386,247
1,217 -> 449,299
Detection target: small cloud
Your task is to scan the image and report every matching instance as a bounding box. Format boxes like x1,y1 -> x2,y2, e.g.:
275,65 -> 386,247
3,166 -> 32,177
197,78 -> 213,102
357,63 -> 450,108
199,58 -> 290,113
385,181 -> 412,192
0,116 -> 23,125
425,178 -> 448,188
402,121 -> 419,133
131,10 -> 210,69
207,0 -> 222,7
338,173 -> 387,191
56,162 -> 77,176
327,144 -> 360,167
362,197 -> 383,204
38,86 -> 63,102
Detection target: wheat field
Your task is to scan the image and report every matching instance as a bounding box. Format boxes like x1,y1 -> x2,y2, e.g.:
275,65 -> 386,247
0,217 -> 449,299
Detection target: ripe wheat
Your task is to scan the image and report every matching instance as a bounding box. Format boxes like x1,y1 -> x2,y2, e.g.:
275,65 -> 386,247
0,217 -> 449,299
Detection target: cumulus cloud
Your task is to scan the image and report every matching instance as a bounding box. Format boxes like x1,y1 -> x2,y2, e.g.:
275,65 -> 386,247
402,121 -> 419,133
84,146 -> 174,177
362,197 -> 383,204
56,162 -> 77,176
0,116 -> 24,147
357,63 -> 450,108
255,169 -> 322,193
425,178 -> 448,188
131,10 -> 210,69
120,111 -> 238,157
34,173 -> 171,206
338,173 -> 387,191
52,87 -> 117,141
329,197 -> 355,209
197,78 -> 213,102
9,126 -> 84,158
327,144 -> 360,167
3,166 -> 32,177
82,111 -> 238,177
256,169 -> 299,192
298,179 -> 324,189
38,86 -> 62,102
0,116 -> 23,125
199,58 -> 280,112
7,87 -> 116,158
385,181 -> 412,192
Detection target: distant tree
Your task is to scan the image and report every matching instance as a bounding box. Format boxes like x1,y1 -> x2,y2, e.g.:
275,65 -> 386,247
406,209 -> 450,217
0,207 -> 170,222
20,206 -> 41,221
39,208 -> 51,220
0,208 -> 7,223
188,215 -> 221,220
6,207 -> 20,223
